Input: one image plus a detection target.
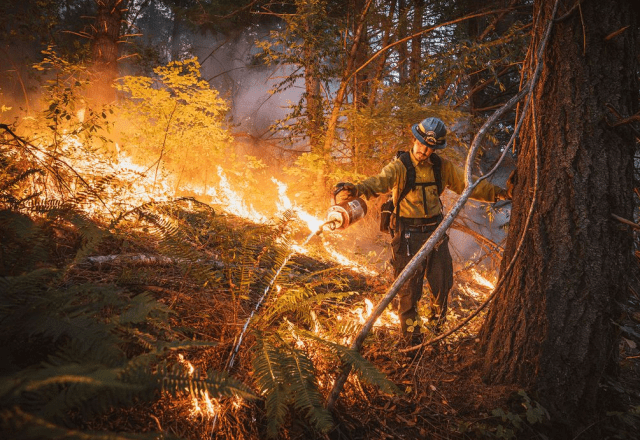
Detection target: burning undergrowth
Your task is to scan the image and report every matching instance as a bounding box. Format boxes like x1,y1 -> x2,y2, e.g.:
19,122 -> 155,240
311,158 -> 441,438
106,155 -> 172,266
0,116 -> 522,439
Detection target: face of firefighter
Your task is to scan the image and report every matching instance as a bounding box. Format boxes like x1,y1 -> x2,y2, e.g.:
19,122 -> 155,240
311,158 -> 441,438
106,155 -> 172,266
412,139 -> 434,163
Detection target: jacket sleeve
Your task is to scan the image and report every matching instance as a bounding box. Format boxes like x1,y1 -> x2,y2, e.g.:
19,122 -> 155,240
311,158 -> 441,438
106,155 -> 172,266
354,160 -> 403,200
441,160 -> 505,202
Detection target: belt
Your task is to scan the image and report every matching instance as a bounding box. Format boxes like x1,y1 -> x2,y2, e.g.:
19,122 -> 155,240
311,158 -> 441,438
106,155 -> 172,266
401,215 -> 442,232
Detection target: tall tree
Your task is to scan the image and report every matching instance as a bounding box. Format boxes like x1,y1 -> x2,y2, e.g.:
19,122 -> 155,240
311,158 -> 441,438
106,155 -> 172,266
479,0 -> 639,435
92,0 -> 127,104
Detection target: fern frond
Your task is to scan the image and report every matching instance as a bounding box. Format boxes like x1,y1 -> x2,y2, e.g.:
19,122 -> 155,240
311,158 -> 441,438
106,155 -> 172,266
282,345 -> 333,434
158,362 -> 255,401
296,329 -> 401,396
261,286 -> 355,325
251,333 -> 333,437
251,335 -> 290,437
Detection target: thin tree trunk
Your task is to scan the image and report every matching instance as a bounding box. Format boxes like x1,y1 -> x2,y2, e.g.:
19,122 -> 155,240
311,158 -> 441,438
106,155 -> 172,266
479,0 -> 638,433
367,1 -> 396,105
396,0 -> 409,85
321,0 -> 372,163
408,0 -> 424,93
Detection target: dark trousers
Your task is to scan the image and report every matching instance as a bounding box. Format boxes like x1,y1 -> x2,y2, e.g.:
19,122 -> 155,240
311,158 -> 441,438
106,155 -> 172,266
391,226 -> 453,334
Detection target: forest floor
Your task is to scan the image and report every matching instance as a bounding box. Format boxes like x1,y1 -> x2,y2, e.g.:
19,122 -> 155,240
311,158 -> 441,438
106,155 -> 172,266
75,206 -> 640,440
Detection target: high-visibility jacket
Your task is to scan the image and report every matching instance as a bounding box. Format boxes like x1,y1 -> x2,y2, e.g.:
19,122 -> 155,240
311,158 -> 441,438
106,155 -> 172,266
355,150 -> 505,219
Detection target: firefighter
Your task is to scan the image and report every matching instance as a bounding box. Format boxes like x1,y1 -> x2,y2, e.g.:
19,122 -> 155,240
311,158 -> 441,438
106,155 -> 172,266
334,117 -> 511,344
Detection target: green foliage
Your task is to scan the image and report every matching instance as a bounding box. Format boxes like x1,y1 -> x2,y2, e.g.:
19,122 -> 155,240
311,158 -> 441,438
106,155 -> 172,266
0,95 -> 252,439
252,334 -> 333,438
115,58 -> 232,186
31,46 -> 113,151
606,405 -> 640,439
296,329 -> 400,396
458,390 -> 550,439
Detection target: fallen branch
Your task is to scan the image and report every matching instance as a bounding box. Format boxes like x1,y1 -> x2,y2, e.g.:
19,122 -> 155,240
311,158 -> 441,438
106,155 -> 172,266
79,253 -> 226,269
326,84 -> 530,410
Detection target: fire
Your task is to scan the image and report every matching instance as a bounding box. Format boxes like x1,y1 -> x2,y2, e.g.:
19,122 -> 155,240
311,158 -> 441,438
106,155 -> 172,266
207,166 -> 269,223
177,354 -> 223,418
459,269 -> 496,300
321,242 -> 378,276
471,269 -> 495,290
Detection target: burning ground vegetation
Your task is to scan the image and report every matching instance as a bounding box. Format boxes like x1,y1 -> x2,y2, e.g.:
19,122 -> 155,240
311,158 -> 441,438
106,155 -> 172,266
1,125 -> 640,440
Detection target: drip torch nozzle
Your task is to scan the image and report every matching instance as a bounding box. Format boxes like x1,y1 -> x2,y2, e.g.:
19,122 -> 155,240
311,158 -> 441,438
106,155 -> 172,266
322,198 -> 368,233
315,218 -> 341,235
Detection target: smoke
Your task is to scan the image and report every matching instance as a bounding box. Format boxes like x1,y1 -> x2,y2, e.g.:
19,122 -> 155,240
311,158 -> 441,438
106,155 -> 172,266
193,26 -> 303,139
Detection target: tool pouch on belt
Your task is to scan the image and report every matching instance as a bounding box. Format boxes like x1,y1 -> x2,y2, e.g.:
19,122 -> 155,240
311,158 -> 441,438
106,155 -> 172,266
379,197 -> 394,233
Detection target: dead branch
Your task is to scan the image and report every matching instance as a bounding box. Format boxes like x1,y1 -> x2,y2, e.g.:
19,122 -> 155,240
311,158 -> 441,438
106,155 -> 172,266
611,213 -> 640,230
79,253 -> 226,269
605,103 -> 640,140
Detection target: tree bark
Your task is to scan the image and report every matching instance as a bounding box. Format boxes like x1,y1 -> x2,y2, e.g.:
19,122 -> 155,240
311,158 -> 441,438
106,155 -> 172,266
92,0 -> 125,104
479,0 -> 638,433
303,15 -> 324,153
408,0 -> 424,92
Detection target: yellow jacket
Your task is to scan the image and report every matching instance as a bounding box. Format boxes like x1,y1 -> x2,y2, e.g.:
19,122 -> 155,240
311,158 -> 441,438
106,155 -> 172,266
355,151 -> 504,218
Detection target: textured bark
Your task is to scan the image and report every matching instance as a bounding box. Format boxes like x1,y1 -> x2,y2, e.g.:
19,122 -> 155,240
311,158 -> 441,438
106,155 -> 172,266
479,0 -> 638,432
408,0 -> 424,90
92,0 -> 125,104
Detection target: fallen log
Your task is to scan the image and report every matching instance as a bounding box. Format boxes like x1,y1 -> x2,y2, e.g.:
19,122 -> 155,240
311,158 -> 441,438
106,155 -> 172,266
79,253 -> 226,269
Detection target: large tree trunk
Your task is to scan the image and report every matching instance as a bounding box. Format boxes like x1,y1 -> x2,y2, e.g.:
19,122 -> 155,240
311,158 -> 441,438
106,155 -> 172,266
92,0 -> 125,104
479,0 -> 638,434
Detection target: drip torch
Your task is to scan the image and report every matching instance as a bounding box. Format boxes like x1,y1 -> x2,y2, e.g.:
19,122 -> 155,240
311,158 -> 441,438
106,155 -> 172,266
317,183 -> 368,234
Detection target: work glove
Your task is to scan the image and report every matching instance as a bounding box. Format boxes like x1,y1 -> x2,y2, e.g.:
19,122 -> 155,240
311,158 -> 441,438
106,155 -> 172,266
332,182 -> 358,204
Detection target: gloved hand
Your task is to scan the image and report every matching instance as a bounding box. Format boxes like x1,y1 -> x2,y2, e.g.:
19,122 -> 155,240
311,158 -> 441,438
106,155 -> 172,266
332,182 -> 358,204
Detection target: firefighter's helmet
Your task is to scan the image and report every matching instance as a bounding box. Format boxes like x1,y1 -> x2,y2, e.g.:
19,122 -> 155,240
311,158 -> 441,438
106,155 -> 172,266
412,117 -> 447,149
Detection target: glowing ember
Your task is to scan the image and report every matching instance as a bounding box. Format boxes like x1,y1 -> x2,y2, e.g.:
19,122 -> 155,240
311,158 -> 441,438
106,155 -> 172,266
321,242 -> 378,276
471,269 -> 496,290
177,354 -> 219,418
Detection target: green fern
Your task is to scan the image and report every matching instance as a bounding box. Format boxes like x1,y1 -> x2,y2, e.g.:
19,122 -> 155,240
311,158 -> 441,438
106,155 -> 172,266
252,333 -> 333,437
296,329 -> 401,396
157,361 -> 255,401
252,335 -> 291,437
260,284 -> 355,326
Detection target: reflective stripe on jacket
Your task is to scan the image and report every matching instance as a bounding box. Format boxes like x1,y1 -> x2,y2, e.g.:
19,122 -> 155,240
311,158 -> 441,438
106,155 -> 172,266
355,150 -> 504,218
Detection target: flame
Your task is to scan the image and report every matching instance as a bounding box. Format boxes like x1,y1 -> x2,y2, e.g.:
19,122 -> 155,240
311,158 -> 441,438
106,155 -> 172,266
321,242 -> 378,276
471,269 -> 495,290
178,354 -> 221,418
208,167 -> 269,223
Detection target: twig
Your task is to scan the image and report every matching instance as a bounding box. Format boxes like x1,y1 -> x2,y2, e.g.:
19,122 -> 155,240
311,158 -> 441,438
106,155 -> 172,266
604,103 -> 640,140
0,124 -> 116,220
611,213 -> 640,230
554,0 -> 585,22
153,101 -> 178,189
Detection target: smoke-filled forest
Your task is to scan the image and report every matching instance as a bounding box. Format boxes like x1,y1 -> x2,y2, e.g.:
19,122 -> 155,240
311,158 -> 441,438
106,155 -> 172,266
1,1 -> 639,439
